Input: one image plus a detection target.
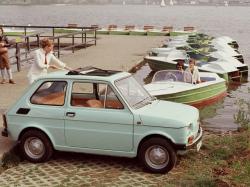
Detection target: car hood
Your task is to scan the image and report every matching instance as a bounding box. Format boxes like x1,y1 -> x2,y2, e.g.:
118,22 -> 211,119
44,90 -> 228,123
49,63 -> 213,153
135,100 -> 199,128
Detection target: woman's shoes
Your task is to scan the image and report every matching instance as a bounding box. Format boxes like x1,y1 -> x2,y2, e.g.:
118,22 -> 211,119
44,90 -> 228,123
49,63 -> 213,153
0,79 -> 6,84
9,79 -> 16,84
0,79 -> 16,84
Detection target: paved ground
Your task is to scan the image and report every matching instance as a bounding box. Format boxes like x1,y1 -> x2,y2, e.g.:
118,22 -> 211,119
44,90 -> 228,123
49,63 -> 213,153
0,152 -> 183,187
0,35 -> 169,186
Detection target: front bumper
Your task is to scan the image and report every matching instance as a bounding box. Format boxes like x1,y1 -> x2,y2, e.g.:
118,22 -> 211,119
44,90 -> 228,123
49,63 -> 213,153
1,128 -> 8,137
175,127 -> 203,151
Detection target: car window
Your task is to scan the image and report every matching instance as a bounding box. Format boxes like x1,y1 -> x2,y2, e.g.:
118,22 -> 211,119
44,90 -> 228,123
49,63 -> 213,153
102,85 -> 124,109
72,82 -> 93,94
30,81 -> 67,106
115,76 -> 152,108
71,82 -> 124,109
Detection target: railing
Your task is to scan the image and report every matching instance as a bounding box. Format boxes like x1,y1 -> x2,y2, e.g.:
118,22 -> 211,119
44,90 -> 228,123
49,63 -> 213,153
2,25 -> 97,71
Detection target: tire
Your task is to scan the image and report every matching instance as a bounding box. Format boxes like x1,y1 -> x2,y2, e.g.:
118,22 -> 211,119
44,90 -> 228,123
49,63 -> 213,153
19,129 -> 53,163
139,137 -> 177,173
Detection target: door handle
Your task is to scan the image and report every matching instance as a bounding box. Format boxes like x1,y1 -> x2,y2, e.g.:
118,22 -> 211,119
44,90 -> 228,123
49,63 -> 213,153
66,112 -> 75,117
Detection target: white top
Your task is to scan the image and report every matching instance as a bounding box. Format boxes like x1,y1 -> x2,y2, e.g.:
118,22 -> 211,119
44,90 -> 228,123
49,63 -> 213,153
27,48 -> 66,84
185,66 -> 201,84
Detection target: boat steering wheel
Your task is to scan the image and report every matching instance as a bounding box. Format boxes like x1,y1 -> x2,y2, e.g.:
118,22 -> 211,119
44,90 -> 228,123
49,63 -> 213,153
165,73 -> 177,81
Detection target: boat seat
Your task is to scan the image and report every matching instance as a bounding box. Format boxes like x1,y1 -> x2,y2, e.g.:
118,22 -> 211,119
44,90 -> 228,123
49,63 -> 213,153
108,24 -> 117,30
162,26 -> 173,32
125,25 -> 135,30
144,25 -> 154,30
184,26 -> 195,31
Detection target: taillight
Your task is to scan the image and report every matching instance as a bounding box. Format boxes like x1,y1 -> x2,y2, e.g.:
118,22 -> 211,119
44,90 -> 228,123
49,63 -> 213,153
2,114 -> 7,128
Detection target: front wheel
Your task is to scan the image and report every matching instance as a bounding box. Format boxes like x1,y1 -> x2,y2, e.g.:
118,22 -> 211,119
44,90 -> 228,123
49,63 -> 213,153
139,137 -> 177,173
19,129 -> 53,163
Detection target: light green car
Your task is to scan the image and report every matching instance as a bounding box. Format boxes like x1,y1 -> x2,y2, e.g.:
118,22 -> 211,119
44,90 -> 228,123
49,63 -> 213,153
2,67 -> 202,173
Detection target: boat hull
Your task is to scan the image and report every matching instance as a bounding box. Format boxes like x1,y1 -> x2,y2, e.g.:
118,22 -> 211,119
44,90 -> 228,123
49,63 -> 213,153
109,30 -> 129,35
153,81 -> 227,108
170,31 -> 197,36
129,30 -> 147,36
147,31 -> 169,36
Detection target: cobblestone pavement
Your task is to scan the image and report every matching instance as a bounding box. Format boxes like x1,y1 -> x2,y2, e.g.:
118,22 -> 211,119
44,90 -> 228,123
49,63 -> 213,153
0,152 -> 181,187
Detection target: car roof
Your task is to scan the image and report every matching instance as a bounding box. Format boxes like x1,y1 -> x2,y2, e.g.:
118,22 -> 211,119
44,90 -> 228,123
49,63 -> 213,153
37,67 -> 131,82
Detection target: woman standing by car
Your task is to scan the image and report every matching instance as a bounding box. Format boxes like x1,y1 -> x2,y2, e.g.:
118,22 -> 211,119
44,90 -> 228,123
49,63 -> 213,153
0,27 -> 15,84
27,38 -> 71,84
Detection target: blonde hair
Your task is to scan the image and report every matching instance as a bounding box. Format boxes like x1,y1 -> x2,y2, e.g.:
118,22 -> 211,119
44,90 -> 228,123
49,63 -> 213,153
41,38 -> 53,48
189,58 -> 196,65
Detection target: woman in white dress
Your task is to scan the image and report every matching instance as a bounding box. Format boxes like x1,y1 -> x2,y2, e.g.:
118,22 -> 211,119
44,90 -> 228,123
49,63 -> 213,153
185,58 -> 201,84
27,38 -> 71,84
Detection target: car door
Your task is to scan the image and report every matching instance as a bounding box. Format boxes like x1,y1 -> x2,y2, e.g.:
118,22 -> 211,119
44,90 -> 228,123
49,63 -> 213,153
65,81 -> 134,152
27,81 -> 68,146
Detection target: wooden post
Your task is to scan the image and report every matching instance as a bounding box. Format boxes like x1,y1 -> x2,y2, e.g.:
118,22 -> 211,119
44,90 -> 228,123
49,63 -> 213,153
52,27 -> 55,37
72,34 -> 75,53
82,28 -> 84,43
36,34 -> 40,48
15,43 -> 21,72
94,29 -> 97,46
57,38 -> 60,58
84,32 -> 87,49
26,36 -> 30,51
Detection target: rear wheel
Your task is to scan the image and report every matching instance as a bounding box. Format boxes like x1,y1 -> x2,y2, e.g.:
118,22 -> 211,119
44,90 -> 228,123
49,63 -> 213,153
139,137 -> 177,173
19,129 -> 53,163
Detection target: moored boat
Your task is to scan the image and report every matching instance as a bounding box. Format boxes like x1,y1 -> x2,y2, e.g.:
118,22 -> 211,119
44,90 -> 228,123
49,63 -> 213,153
144,70 -> 227,108
144,50 -> 241,82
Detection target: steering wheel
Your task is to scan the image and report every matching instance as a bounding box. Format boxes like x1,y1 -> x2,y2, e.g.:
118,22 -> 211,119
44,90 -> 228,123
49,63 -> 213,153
165,73 -> 177,81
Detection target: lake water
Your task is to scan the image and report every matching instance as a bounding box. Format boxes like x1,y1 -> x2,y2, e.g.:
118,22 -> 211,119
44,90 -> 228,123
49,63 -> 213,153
0,4 -> 249,132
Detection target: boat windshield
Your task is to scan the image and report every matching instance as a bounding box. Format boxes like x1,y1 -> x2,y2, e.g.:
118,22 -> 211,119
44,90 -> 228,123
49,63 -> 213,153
115,76 -> 153,109
152,70 -> 193,83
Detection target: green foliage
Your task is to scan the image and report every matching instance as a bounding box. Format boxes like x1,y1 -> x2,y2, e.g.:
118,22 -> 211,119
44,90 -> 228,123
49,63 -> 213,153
231,160 -> 250,186
194,178 -> 216,187
0,151 -> 20,169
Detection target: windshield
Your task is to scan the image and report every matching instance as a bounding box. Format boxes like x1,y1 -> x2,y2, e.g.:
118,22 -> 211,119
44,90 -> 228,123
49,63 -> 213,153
115,76 -> 153,109
152,70 -> 193,83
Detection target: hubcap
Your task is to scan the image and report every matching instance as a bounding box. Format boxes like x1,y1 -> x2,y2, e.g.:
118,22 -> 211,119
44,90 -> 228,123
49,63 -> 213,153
24,137 -> 45,159
145,145 -> 169,170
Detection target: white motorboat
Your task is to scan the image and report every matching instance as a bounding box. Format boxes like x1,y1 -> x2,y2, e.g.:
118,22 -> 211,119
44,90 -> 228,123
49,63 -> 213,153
144,70 -> 227,107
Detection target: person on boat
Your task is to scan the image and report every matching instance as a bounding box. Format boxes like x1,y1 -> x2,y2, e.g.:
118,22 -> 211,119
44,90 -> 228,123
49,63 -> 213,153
27,38 -> 71,84
176,61 -> 184,72
0,27 -> 15,84
185,58 -> 201,84
175,61 -> 185,81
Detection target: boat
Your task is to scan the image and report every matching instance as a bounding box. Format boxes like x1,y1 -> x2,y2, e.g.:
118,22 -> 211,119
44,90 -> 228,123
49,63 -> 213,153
108,25 -> 129,35
151,36 -> 248,81
129,26 -> 149,36
160,0 -> 166,7
147,26 -> 172,36
144,70 -> 227,108
169,27 -> 197,37
144,50 -> 241,82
